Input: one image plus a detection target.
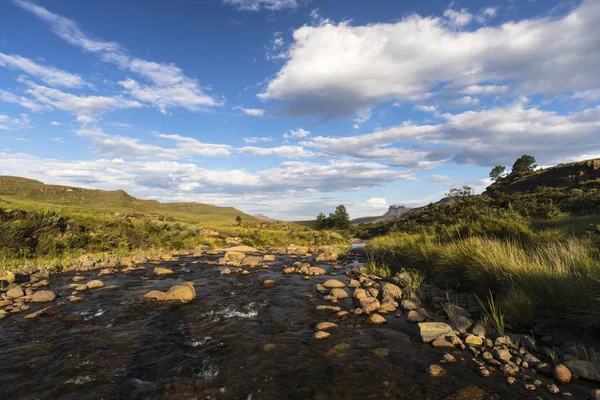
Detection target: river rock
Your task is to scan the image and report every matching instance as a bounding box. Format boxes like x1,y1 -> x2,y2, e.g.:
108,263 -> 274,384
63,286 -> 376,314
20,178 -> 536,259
417,322 -> 453,343
263,280 -> 277,288
380,300 -> 398,312
427,364 -> 445,377
401,298 -> 421,310
7,286 -> 25,299
0,299 -> 11,307
381,283 -> 403,299
360,297 -> 380,314
86,280 -> 105,289
330,288 -> 349,299
154,267 -> 174,276
353,288 -> 368,299
553,364 -> 572,383
316,252 -> 338,262
263,255 -> 276,262
322,279 -> 346,289
563,360 -> 600,383
314,330 -> 330,340
220,268 -> 232,275
444,303 -> 471,318
23,305 -> 59,319
316,305 -> 341,312
72,276 -> 86,282
368,313 -> 386,324
348,279 -> 360,288
494,348 -> 512,363
465,334 -> 483,346
164,282 -> 196,302
0,269 -> 15,284
450,315 -> 472,333
0,309 -> 7,319
407,310 -> 427,322
308,267 -> 326,275
431,339 -> 455,349
315,321 -> 338,331
32,290 -> 56,303
142,290 -> 167,301
242,256 -> 261,267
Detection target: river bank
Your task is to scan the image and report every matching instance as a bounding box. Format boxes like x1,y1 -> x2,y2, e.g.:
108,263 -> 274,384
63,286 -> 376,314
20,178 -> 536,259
1,246 -> 599,399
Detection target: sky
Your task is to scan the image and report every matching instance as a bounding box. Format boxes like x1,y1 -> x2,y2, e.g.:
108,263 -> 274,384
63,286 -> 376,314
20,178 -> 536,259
0,0 -> 599,220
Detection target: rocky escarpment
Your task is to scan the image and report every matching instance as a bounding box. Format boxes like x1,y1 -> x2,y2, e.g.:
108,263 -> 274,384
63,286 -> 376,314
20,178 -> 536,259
488,158 -> 600,194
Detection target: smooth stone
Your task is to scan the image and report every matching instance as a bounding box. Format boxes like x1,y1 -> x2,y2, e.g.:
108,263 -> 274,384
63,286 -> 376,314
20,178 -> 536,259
465,334 -> 483,346
401,297 -> 421,310
368,313 -> 386,324
31,290 -> 56,303
330,288 -> 349,299
263,280 -> 277,288
407,309 -> 427,322
86,280 -> 104,289
154,267 -> 174,276
7,286 -> 25,299
381,282 -> 403,299
563,360 -> 600,383
322,279 -> 346,289
417,322 -> 453,343
314,330 -> 330,340
220,268 -> 232,275
427,364 -> 445,377
315,321 -> 338,331
553,364 -> 572,383
360,297 -> 380,314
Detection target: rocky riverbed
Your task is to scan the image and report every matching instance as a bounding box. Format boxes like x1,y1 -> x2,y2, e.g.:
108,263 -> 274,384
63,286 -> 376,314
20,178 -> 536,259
1,246 -> 599,399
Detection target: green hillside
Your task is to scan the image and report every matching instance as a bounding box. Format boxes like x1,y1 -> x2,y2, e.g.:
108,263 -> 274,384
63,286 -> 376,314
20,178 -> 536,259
0,176 -> 255,225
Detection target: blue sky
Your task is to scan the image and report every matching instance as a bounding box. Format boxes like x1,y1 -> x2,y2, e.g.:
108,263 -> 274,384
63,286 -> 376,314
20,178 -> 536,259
0,0 -> 599,220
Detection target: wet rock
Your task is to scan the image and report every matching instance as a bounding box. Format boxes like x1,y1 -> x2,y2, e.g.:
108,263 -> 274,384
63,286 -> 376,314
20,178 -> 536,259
263,343 -> 276,352
0,309 -> 7,319
263,255 -> 276,262
316,252 -> 338,262
263,280 -> 277,288
0,269 -> 16,284
500,364 -> 517,376
86,280 -> 104,289
154,267 -> 174,276
563,360 -> 600,383
316,305 -> 341,312
7,286 -> 24,299
380,300 -> 398,312
524,383 -> 536,392
24,305 -> 59,319
441,353 -> 457,363
417,322 -> 453,343
32,290 -> 56,303
164,282 -> 196,302
97,268 -> 113,276
142,290 -> 167,301
374,348 -> 389,357
322,279 -> 346,289
68,295 -> 84,302
314,330 -> 330,340
315,321 -> 338,331
330,288 -> 349,299
0,299 -> 11,307
381,282 -> 403,299
450,315 -> 472,333
465,334 -> 483,346
368,313 -> 386,324
427,364 -> 445,377
407,309 -> 427,322
368,288 -> 379,298
241,270 -> 250,275
73,284 -> 87,291
308,267 -> 326,275
553,364 -> 572,383
506,376 -> 516,385
353,288 -> 368,300
494,348 -> 512,363
478,367 -> 491,377
316,284 -> 327,293
360,297 -> 380,314
303,276 -> 310,280
220,268 -> 232,275
547,384 -> 560,394
72,275 -> 85,282
431,339 -> 455,349
327,343 -> 350,358
242,256 -> 261,267
337,311 -> 349,319
401,298 -> 421,310
348,279 -> 360,288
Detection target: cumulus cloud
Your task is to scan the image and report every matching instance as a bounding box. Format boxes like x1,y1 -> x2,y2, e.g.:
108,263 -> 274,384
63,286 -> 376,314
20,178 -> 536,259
259,0 -> 600,118
0,89 -> 48,112
243,136 -> 272,144
239,145 -> 315,157
0,113 -> 30,130
14,0 -> 222,113
233,106 -> 265,117
223,0 -> 298,11
444,8 -> 473,28
367,197 -> 388,209
0,52 -> 85,88
283,128 -> 310,139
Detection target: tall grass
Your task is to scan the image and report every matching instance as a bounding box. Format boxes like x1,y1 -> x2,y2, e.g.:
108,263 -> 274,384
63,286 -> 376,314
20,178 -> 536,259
368,232 -> 600,331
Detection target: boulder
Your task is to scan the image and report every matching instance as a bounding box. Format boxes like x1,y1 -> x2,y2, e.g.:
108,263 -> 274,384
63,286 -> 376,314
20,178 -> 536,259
31,290 -> 56,303
407,310 -> 427,322
563,360 -> 600,383
164,283 -> 196,302
553,364 -> 572,384
444,303 -> 471,318
86,280 -> 105,289
494,348 -> 512,363
401,298 -> 421,310
353,288 -> 368,300
154,267 -> 174,276
263,255 -> 276,262
315,321 -> 338,331
316,252 -> 338,262
314,330 -> 330,340
263,280 -> 277,288
322,279 -> 346,289
0,269 -> 16,284
7,286 -> 25,299
417,322 -> 453,343
368,313 -> 386,324
308,267 -> 326,276
142,290 -> 167,301
381,283 -> 403,299
360,297 -> 380,314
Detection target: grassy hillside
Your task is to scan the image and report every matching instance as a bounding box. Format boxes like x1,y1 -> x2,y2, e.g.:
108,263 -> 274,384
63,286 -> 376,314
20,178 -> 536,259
0,176 -> 256,226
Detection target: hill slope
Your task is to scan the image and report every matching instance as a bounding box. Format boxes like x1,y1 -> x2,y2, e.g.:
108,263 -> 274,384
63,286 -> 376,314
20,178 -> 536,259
0,176 -> 255,225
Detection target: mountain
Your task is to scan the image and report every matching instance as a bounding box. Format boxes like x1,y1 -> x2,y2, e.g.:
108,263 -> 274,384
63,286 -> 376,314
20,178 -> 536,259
0,176 -> 256,225
352,205 -> 415,224
253,213 -> 278,222
487,158 -> 600,194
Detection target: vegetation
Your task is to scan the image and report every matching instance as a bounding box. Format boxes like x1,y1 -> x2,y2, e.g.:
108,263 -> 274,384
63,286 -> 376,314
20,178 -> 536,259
314,205 -> 352,230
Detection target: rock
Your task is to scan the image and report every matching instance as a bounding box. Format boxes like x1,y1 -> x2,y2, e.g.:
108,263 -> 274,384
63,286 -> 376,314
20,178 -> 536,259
494,348 -> 512,363
86,280 -> 104,289
381,282 -> 403,299
449,315 -> 472,333
23,306 -> 59,319
401,298 -> 421,310
431,339 -> 455,349
444,303 -> 471,318
330,288 -> 349,299
242,256 -> 261,267
31,290 -> 56,303
322,279 -> 346,289
563,360 -> 600,383
72,276 -> 86,282
547,384 -> 560,394
307,267 -> 326,276
263,280 -> 277,288
7,286 -> 25,299
315,321 -> 338,331
465,334 -> 483,346
154,267 -> 174,276
470,323 -> 487,337
316,305 -> 341,312
535,362 -> 552,375
590,389 -> 600,400
417,322 -> 453,343
524,384 -> 536,392
164,282 -> 196,302
368,313 -> 386,324
407,310 -> 427,322
314,330 -> 330,340
0,269 -> 16,284
441,353 -> 457,363
241,270 -> 250,275
263,255 -> 276,262
360,297 -> 380,314
374,348 -> 389,357
224,245 -> 259,253
506,377 -> 516,385
353,288 -> 368,299
337,310 -> 349,319
0,309 -> 8,319
263,343 -> 276,352
427,364 -> 445,377
97,268 -> 113,276
368,288 -> 379,298
478,367 -> 491,377
143,290 -> 167,301
68,295 -> 84,302
316,252 -> 338,262
0,299 -> 11,307
500,364 -> 517,376
553,364 -> 572,384
73,284 -> 88,291
380,300 -> 398,312
133,255 -> 149,264
348,279 -> 360,288
220,268 -> 232,275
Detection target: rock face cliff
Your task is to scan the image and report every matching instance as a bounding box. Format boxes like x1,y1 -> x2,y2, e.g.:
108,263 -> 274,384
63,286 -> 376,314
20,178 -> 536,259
352,205 -> 415,224
487,158 -> 600,194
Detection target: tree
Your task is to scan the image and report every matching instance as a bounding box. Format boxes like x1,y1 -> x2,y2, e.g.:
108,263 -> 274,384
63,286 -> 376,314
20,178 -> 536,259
490,165 -> 506,181
511,155 -> 537,177
314,212 -> 327,230
331,204 -> 351,230
446,185 -> 474,198
235,215 -> 242,226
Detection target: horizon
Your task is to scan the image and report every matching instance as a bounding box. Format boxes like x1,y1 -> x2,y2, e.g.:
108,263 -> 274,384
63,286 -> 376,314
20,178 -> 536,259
1,0 -> 599,220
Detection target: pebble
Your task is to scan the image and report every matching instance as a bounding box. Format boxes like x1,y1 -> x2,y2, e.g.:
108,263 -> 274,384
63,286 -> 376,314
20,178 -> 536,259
314,330 -> 330,340
427,364 -> 445,377
547,384 -> 560,394
263,280 -> 277,288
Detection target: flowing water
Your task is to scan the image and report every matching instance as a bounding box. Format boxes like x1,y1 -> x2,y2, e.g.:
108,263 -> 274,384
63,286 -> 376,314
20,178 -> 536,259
0,252 -> 586,399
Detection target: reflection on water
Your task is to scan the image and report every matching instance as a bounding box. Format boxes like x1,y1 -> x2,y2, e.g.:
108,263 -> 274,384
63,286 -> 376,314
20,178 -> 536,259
0,253 -> 534,399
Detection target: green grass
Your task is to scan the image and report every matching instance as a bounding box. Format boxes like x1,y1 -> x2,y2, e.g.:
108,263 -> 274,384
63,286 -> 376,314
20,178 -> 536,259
531,214 -> 600,237
367,231 -> 600,331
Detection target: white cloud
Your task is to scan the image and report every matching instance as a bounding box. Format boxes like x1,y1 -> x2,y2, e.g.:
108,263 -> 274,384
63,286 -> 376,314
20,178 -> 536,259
427,175 -> 455,186
259,0 -> 600,118
352,124 -> 360,129
0,52 -> 85,88
233,106 -> 265,117
14,0 -> 222,113
414,105 -> 438,113
239,145 -> 315,158
476,7 -> 497,24
367,197 -> 388,209
0,113 -> 30,130
223,0 -> 298,11
50,121 -> 62,126
243,136 -> 273,144
444,8 -> 473,28
283,128 -> 310,139
0,89 -> 48,112
461,85 -> 509,95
